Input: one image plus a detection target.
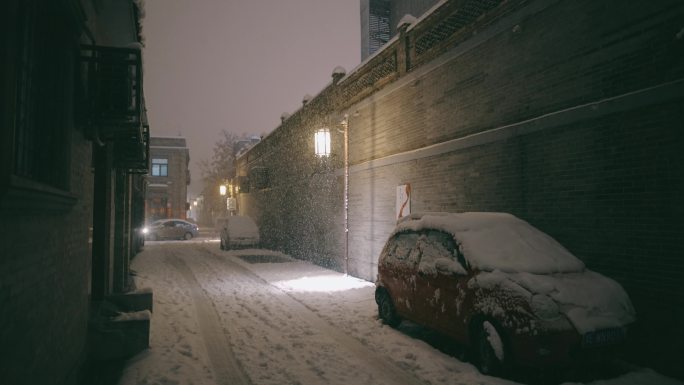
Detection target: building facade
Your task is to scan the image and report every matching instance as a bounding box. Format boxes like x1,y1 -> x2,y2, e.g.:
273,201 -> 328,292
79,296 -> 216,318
1,1 -> 150,384
239,0 -> 684,379
146,136 -> 190,221
361,0 -> 438,60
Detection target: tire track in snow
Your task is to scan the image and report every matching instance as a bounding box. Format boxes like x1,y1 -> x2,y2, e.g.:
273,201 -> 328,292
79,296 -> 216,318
166,253 -> 252,385
184,248 -> 331,385
196,245 -> 428,385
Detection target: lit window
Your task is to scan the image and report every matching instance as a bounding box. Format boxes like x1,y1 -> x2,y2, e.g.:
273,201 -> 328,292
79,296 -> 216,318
151,158 -> 168,176
314,128 -> 331,157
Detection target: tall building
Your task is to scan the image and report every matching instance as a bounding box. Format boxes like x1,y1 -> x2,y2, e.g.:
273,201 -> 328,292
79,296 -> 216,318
361,0 -> 438,60
146,137 -> 190,221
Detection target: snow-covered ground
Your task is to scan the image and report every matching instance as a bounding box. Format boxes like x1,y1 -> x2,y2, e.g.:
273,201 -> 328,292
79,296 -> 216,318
117,240 -> 682,385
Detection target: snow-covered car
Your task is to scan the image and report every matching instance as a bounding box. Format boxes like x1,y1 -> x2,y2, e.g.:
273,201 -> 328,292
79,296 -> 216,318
217,215 -> 260,250
374,212 -> 635,376
144,219 -> 198,241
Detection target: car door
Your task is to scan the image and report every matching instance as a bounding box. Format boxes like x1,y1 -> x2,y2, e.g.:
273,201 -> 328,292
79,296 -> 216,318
412,230 -> 470,341
158,220 -> 175,239
379,232 -> 420,318
171,221 -> 185,239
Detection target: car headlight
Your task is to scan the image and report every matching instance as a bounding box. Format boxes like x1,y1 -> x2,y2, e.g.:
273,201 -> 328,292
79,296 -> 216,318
142,227 -> 148,234
531,294 -> 559,320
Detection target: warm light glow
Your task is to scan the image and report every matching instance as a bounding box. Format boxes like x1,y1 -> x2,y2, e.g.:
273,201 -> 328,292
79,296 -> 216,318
314,128 -> 331,157
193,200 -> 198,207
274,274 -> 373,293
219,184 -> 227,196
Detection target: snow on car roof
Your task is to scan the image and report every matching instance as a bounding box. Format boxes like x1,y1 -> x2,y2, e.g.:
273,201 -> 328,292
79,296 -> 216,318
394,212 -> 585,274
225,215 -> 259,238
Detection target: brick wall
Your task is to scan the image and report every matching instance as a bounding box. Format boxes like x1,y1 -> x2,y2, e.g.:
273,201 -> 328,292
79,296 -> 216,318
1,0 -> 147,383
0,136 -> 94,385
147,137 -> 190,220
237,0 -> 683,377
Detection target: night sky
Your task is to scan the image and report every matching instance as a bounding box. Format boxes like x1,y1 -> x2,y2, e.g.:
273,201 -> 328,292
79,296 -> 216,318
142,0 -> 361,197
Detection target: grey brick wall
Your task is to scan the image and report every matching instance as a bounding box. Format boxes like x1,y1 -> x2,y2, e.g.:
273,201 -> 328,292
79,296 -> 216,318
237,0 -> 683,377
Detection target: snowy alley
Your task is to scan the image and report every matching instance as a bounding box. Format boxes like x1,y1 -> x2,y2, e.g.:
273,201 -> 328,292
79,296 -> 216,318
103,240 -> 683,385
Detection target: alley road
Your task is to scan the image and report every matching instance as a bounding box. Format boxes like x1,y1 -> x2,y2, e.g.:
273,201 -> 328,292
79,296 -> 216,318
119,241 -> 497,385
115,241 -> 680,385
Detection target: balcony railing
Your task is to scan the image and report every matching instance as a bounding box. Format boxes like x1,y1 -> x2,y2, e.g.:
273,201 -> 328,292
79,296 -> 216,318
79,45 -> 143,141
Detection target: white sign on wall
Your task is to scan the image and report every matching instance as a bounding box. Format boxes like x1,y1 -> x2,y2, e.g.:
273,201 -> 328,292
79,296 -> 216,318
396,183 -> 411,219
227,197 -> 237,211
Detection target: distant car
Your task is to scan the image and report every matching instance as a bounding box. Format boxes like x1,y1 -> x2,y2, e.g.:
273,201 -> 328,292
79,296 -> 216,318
375,212 -> 635,376
216,215 -> 260,250
144,219 -> 198,241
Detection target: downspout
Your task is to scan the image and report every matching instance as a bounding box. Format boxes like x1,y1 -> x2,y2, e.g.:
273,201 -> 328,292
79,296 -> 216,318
342,114 -> 349,276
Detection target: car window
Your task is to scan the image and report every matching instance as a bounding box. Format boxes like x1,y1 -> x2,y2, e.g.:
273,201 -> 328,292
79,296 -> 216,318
382,232 -> 419,269
417,230 -> 467,276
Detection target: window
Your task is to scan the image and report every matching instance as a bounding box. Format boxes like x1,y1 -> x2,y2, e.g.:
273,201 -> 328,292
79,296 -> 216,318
151,158 -> 168,176
381,232 -> 420,269
417,231 -> 467,275
11,0 -> 74,189
251,167 -> 270,190
368,0 -> 390,56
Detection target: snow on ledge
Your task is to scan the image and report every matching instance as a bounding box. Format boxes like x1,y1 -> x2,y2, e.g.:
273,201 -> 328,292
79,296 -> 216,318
397,14 -> 417,30
113,309 -> 151,322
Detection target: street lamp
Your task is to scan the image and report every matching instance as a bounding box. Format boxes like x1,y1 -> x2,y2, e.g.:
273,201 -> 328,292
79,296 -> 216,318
312,119 -> 349,275
314,128 -> 331,157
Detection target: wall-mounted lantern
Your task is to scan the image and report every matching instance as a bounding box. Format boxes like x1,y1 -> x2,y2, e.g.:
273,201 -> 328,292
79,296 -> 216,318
314,128 -> 331,157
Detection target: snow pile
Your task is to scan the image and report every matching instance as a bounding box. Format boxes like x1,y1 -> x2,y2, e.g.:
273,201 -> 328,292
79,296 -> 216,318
515,271 -> 635,332
113,309 -> 151,322
475,270 -> 636,333
395,212 -> 585,274
483,321 -> 504,361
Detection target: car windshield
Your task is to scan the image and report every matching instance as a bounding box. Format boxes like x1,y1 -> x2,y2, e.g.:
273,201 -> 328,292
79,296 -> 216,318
395,212 -> 585,274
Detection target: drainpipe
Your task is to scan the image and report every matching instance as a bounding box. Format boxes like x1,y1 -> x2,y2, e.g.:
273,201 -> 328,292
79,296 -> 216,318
342,114 -> 349,276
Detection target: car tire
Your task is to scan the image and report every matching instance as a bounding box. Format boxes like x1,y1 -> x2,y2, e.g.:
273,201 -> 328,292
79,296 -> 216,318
376,289 -> 401,327
184,232 -> 193,240
473,320 -> 505,377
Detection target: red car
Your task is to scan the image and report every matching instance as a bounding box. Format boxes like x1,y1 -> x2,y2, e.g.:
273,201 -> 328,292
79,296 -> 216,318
375,212 -> 635,376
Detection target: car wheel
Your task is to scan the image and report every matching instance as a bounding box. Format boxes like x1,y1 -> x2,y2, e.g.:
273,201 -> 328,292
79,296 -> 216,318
184,232 -> 193,240
474,320 -> 505,376
376,289 -> 400,327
